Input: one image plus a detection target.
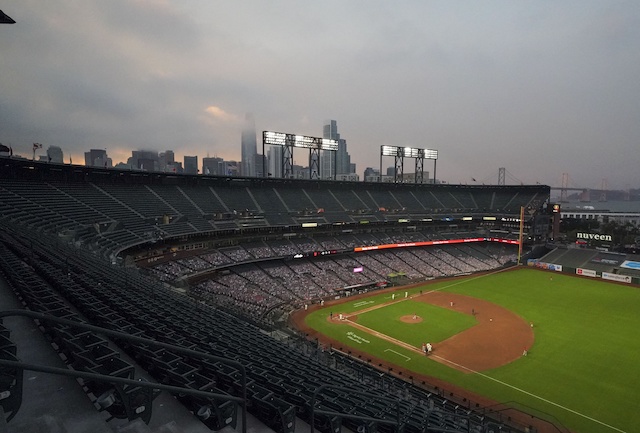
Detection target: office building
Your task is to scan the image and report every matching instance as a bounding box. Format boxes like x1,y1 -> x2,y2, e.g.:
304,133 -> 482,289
184,156 -> 198,175
84,149 -> 111,168
203,156 -> 224,176
128,150 -> 158,171
46,145 -> 64,163
267,146 -> 283,178
363,167 -> 380,182
159,151 -> 175,171
321,120 -> 353,179
241,113 -> 257,177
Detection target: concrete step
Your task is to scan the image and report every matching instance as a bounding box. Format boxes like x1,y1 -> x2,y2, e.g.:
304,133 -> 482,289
115,418 -> 152,433
115,419 -> 197,433
0,408 -> 7,433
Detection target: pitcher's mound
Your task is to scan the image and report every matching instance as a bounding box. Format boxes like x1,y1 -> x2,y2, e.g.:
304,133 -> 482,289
400,315 -> 423,323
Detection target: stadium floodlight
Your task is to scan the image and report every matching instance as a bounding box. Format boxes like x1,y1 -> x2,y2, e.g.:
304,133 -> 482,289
0,10 -> 16,24
263,131 -> 287,146
294,135 -> 313,147
424,149 -> 438,159
381,144 -> 438,159
320,138 -> 338,151
262,130 -> 339,179
381,145 -> 402,157
381,145 -> 437,159
379,145 -> 439,184
263,131 -> 338,151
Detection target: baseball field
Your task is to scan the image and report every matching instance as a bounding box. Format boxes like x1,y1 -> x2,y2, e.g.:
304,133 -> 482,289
297,267 -> 640,433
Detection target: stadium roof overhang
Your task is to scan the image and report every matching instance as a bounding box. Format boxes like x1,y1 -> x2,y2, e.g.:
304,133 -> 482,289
0,10 -> 16,23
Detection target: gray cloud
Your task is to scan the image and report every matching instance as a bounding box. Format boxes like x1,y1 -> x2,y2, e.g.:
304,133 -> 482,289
1,1 -> 639,188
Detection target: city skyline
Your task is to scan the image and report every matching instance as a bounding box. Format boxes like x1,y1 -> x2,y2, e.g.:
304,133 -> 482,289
2,117 -> 628,189
1,2 -> 639,189
5,142 -> 640,193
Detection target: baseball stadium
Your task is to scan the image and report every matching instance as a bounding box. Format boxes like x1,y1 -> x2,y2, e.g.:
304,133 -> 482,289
1,156 -> 639,433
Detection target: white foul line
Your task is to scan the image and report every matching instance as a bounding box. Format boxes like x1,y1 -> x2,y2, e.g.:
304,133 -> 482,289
384,349 -> 411,362
419,269 -> 628,433
430,355 -> 627,433
350,269 -> 628,433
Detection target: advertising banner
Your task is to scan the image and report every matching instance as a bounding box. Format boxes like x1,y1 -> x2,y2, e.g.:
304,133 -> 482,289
527,260 -> 563,272
620,261 -> 640,270
354,237 -> 490,252
576,268 -> 597,278
591,254 -> 624,266
547,263 -> 562,272
602,272 -> 632,284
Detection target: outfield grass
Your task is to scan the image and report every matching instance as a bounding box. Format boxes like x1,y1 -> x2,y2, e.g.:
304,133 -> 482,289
305,268 -> 640,433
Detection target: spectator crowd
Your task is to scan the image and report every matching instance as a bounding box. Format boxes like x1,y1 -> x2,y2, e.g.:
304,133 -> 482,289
149,231 -> 519,320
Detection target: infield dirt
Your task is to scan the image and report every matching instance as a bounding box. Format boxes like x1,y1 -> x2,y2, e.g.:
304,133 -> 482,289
315,290 -> 533,372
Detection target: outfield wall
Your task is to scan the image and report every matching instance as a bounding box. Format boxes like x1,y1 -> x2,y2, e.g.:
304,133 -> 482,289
527,258 -> 640,285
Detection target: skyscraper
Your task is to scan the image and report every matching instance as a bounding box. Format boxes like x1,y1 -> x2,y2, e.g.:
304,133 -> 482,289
321,120 -> 352,179
267,146 -> 283,178
84,149 -> 111,168
46,145 -> 64,163
184,156 -> 198,174
363,167 -> 380,182
241,113 -> 258,177
254,153 -> 266,178
128,150 -> 158,171
202,156 -> 224,175
158,150 -> 175,171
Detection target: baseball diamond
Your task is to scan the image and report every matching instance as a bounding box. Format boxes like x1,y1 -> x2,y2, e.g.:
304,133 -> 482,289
295,268 -> 640,433
327,290 -> 534,372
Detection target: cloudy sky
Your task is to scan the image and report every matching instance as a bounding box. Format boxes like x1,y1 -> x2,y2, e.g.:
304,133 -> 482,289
1,1 -> 639,188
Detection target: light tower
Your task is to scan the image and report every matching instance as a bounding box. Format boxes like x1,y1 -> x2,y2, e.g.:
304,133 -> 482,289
379,145 -> 438,183
262,131 -> 338,179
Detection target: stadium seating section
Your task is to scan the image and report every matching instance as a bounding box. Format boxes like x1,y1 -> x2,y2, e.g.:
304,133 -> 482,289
0,158 -> 548,432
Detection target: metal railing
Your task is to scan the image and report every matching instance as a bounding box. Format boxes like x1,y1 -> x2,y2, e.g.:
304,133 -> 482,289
0,309 -> 248,433
310,384 -> 401,433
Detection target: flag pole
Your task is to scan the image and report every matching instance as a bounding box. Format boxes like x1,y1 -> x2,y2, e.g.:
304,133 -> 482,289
32,142 -> 42,161
517,206 -> 525,265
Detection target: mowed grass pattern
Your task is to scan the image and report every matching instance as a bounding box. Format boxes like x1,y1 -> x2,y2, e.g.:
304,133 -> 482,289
305,268 -> 640,433
357,300 -> 476,346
